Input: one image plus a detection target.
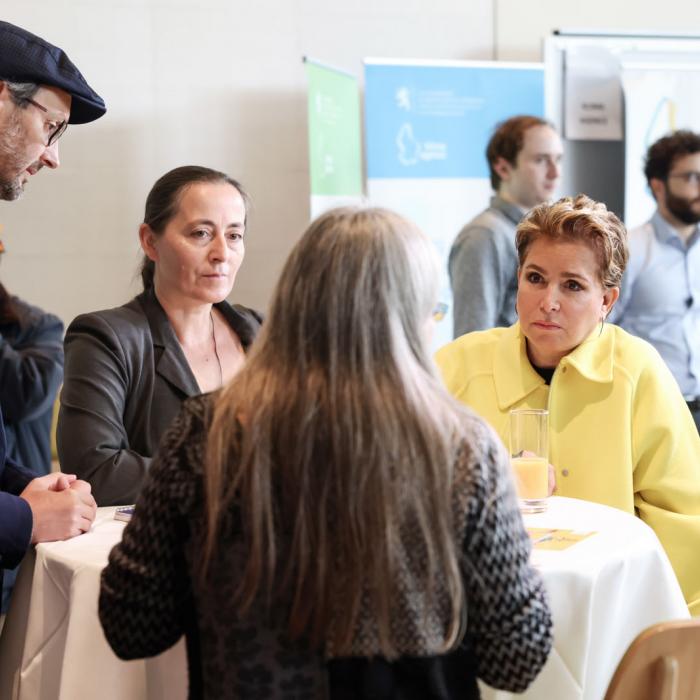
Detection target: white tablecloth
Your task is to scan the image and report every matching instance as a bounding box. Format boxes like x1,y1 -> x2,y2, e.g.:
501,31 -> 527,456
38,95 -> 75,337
0,507 -> 187,700
481,496 -> 690,700
0,498 -> 689,700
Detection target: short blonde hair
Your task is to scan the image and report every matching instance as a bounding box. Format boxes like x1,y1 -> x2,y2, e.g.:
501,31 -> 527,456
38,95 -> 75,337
516,194 -> 629,288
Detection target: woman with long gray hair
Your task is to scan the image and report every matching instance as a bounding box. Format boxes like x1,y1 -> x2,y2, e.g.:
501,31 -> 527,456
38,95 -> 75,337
99,207 -> 552,699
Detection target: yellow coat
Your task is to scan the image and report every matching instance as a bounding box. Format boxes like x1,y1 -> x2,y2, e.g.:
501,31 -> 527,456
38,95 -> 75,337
435,322 -> 700,615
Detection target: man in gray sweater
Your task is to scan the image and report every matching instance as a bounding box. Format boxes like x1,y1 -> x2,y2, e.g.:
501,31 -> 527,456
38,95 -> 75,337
449,115 -> 563,338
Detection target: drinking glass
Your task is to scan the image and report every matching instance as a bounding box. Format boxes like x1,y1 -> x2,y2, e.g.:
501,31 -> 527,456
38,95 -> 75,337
510,409 -> 549,513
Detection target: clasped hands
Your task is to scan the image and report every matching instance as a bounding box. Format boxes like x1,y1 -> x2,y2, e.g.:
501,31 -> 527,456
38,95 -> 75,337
20,473 -> 97,544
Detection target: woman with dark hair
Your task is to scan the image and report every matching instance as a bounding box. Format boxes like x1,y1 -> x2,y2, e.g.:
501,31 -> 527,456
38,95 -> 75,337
437,194 -> 700,615
57,166 -> 261,506
99,207 -> 552,699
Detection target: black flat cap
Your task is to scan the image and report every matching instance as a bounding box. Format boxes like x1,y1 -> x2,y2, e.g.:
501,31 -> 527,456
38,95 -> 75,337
0,21 -> 106,124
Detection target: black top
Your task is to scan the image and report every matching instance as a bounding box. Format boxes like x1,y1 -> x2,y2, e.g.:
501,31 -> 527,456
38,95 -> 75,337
533,364 -> 555,385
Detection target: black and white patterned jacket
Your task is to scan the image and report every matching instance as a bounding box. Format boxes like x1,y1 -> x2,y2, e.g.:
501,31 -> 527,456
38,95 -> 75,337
99,394 -> 552,699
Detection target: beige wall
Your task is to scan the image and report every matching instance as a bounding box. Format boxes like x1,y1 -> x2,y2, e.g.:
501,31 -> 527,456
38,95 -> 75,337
0,1 -> 491,325
496,0 -> 700,61
2,2 -> 698,325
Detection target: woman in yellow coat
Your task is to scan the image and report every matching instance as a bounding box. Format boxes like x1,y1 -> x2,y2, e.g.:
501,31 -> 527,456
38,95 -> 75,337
436,194 -> 700,615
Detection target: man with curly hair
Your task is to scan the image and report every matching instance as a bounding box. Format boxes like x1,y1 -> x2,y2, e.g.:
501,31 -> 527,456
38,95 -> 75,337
611,130 -> 700,430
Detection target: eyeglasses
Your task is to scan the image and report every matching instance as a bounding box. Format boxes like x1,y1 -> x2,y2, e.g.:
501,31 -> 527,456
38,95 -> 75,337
24,98 -> 68,147
667,171 -> 700,186
432,301 -> 449,322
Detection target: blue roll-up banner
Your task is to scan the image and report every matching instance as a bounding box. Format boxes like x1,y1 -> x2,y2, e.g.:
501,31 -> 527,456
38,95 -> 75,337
365,59 -> 544,348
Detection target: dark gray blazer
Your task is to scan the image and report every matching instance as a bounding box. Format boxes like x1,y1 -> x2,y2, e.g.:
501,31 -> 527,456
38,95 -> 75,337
57,288 -> 262,506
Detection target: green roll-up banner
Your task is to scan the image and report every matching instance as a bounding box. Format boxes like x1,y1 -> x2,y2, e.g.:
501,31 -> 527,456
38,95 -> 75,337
305,58 -> 363,218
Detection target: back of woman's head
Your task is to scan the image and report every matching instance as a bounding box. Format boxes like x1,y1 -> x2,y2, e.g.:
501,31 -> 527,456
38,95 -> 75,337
204,207 -> 465,658
139,165 -> 249,289
265,206 -> 437,378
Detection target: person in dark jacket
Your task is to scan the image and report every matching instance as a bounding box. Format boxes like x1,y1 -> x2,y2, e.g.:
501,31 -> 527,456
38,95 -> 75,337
58,166 -> 262,506
0,278 -> 63,475
0,20 -> 103,594
99,207 -> 552,699
0,270 -> 64,612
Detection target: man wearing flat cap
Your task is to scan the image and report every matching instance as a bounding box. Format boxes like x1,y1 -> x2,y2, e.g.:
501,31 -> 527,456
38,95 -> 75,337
0,21 -> 106,596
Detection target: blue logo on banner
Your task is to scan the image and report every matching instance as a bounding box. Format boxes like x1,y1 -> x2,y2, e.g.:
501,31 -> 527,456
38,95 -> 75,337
365,63 -> 544,179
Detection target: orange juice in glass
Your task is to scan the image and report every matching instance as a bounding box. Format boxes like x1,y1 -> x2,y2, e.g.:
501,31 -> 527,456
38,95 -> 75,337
510,409 -> 549,513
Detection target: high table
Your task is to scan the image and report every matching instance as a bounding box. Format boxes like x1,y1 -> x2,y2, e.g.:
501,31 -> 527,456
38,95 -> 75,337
0,498 -> 689,700
481,496 -> 690,700
0,508 -> 186,700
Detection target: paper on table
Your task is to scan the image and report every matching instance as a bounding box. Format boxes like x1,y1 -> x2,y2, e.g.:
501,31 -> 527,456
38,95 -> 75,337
114,506 -> 135,522
527,527 -> 596,551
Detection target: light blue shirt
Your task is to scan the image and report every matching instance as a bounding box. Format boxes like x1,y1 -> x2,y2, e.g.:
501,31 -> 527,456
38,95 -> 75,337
610,211 -> 700,397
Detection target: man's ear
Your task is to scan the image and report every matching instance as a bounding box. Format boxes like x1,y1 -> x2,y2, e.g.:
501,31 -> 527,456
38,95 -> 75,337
0,81 -> 13,107
649,177 -> 665,203
493,156 -> 514,184
139,224 -> 158,261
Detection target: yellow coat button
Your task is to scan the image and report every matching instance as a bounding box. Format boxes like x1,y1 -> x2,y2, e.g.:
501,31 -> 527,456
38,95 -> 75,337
562,469 -> 570,477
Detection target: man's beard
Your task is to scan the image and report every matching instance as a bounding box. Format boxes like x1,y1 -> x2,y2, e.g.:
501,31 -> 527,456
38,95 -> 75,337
0,111 -> 29,201
665,189 -> 700,226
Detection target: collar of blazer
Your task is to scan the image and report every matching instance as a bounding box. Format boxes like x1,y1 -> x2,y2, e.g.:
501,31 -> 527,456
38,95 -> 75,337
136,288 -> 206,397
135,287 -> 260,397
